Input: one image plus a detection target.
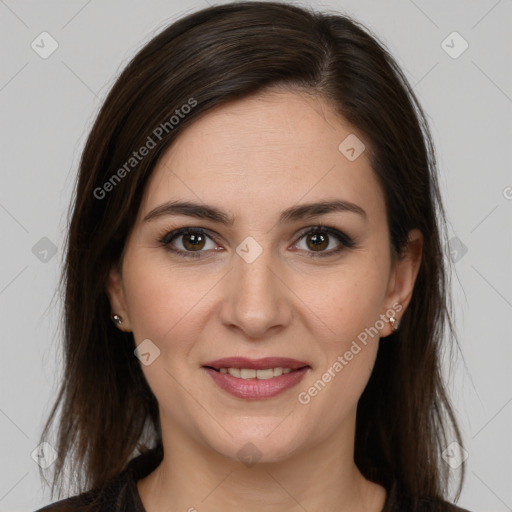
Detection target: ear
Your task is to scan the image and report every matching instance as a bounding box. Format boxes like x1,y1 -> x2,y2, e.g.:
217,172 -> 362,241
381,228 -> 423,337
106,264 -> 132,332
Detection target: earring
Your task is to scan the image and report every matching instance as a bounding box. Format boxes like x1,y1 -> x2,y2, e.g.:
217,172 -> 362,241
389,315 -> 400,332
111,314 -> 123,326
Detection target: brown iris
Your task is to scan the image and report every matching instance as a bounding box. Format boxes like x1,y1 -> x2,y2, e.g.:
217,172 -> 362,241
182,232 -> 206,251
306,232 -> 329,251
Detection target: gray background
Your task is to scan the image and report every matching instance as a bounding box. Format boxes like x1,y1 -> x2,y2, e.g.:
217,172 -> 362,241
0,0 -> 510,510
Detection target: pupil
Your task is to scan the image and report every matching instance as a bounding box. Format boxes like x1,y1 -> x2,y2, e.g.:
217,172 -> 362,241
184,233 -> 204,250
309,232 -> 327,251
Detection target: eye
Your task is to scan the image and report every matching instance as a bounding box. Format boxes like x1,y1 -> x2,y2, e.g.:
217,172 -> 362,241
158,227 -> 220,258
292,226 -> 355,258
158,225 -> 355,259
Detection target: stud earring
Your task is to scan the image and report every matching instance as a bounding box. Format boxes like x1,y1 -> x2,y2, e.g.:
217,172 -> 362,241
389,315 -> 400,332
111,314 -> 123,326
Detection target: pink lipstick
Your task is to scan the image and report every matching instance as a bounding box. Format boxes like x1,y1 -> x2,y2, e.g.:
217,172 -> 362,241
202,357 -> 311,400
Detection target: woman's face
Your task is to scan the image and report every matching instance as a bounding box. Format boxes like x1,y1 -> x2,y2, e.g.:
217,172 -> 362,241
107,90 -> 422,463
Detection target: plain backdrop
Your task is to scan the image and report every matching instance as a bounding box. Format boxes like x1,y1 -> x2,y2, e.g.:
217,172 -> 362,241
0,1 -> 511,511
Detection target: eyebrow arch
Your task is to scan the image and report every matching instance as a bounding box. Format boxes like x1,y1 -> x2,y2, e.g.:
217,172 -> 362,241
143,199 -> 367,225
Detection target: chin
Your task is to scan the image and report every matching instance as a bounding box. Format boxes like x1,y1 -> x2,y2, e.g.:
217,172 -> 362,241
202,422 -> 304,466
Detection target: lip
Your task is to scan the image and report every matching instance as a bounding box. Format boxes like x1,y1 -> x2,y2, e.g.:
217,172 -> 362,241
202,357 -> 310,370
203,366 -> 310,400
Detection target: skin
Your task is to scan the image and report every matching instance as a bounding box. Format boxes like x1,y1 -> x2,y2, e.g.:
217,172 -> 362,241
107,90 -> 423,512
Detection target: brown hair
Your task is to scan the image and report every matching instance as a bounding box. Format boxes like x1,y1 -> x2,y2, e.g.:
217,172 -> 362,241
40,0 -> 465,504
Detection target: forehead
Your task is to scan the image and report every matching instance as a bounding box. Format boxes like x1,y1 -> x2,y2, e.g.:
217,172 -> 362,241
139,90 -> 385,223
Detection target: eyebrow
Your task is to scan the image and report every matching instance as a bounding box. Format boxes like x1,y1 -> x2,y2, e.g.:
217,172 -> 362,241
143,199 -> 367,225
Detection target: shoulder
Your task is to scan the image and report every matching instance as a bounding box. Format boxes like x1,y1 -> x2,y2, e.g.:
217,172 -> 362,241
33,473 -> 132,512
385,481 -> 472,512
33,493 -> 97,512
409,496 -> 472,512
33,446 -> 163,512
419,500 -> 472,512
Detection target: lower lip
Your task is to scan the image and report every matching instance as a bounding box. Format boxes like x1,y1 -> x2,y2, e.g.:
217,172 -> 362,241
203,367 -> 310,400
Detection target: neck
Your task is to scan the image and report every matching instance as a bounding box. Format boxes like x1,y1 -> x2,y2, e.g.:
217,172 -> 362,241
137,414 -> 387,512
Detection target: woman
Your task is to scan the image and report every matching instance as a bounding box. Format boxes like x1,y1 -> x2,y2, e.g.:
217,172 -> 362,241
36,2 -> 471,511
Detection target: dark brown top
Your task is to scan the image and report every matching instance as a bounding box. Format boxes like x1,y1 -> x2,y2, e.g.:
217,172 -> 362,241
34,448 -> 471,512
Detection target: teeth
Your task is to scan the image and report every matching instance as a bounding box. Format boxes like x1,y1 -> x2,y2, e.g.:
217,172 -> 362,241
218,367 -> 298,379
238,368 -> 255,379
227,368 -> 241,378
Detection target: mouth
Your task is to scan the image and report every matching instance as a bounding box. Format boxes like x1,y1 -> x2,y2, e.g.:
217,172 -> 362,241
201,357 -> 311,399
203,366 -> 308,379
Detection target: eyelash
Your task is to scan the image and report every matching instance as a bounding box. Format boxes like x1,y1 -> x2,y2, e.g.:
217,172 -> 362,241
157,225 -> 356,259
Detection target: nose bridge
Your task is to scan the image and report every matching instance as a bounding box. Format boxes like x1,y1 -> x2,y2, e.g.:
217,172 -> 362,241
219,237 -> 291,337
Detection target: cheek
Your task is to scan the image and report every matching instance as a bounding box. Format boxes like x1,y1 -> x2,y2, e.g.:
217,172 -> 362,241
123,254 -> 211,342
298,315 -> 381,432
125,275 -> 174,341
298,257 -> 387,411
121,260 -> 211,423
306,262 -> 388,345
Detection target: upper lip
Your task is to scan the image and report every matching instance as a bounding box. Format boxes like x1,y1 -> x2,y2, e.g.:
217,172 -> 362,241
202,357 -> 310,370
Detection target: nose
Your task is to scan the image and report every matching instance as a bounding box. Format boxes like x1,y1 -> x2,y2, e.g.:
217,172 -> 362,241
218,242 -> 293,339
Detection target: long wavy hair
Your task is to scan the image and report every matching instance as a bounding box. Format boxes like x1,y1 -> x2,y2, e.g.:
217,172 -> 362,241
40,1 -> 465,505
